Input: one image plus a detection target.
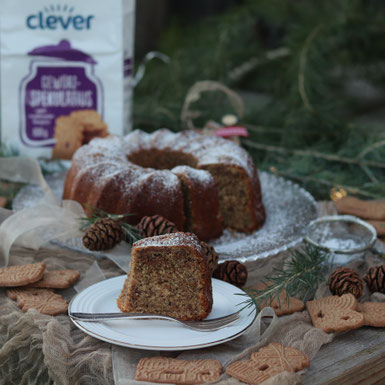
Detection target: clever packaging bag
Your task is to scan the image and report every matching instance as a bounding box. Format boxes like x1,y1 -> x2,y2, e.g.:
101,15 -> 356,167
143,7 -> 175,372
0,0 -> 135,159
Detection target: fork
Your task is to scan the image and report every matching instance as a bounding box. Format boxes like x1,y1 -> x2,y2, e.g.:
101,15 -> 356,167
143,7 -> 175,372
69,311 -> 240,331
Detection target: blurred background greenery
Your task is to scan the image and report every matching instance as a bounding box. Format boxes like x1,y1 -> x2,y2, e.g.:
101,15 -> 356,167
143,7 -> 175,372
1,0 -> 384,204
133,0 -> 385,200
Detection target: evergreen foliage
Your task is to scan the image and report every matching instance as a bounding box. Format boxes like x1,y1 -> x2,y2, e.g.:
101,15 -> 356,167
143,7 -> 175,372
133,0 -> 385,199
239,242 -> 331,313
79,207 -> 142,246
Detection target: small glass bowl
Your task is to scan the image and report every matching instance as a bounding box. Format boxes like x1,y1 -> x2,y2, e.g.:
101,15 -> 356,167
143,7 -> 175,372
304,215 -> 377,265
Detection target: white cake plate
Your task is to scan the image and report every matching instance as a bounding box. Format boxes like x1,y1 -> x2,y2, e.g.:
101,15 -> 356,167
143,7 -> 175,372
13,171 -> 318,263
68,276 -> 256,351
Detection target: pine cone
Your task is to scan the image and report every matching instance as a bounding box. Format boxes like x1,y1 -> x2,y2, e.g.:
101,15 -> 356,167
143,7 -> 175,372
200,241 -> 218,275
364,265 -> 385,293
213,261 -> 248,287
137,215 -> 178,238
329,267 -> 363,298
82,218 -> 124,251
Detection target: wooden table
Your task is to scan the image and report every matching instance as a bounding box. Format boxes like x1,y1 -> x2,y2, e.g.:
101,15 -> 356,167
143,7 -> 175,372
2,201 -> 385,384
303,327 -> 385,384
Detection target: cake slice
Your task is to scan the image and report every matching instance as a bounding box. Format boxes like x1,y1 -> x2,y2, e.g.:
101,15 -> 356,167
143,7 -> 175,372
117,232 -> 213,320
172,165 -> 223,241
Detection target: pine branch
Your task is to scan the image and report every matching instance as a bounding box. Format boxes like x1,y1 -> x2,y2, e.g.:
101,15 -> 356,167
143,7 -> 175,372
121,223 -> 142,246
79,206 -> 141,246
239,242 -> 331,312
242,139 -> 385,171
227,47 -> 291,84
268,169 -> 380,199
357,140 -> 385,161
132,0 -> 385,200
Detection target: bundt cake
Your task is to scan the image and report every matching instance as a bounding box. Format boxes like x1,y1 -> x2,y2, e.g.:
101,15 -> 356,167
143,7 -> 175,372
117,232 -> 213,321
63,129 -> 265,240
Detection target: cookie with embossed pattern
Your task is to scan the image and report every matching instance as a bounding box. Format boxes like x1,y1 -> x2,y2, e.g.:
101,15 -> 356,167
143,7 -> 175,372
0,262 -> 45,287
28,269 -> 80,289
6,288 -> 19,300
6,287 -> 68,316
226,342 -> 310,385
6,287 -> 54,300
6,287 -> 31,300
135,357 -> 222,384
267,295 -> 305,317
306,293 -> 364,333
357,302 -> 385,327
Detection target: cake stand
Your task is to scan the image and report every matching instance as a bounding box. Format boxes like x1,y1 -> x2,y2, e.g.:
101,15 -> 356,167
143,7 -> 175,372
13,171 -> 318,264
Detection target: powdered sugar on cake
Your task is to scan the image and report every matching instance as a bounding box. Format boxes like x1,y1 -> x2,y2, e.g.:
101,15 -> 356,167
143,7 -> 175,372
171,165 -> 213,187
75,129 -> 256,184
72,129 -> 256,194
134,232 -> 203,252
63,128 -> 265,237
169,130 -> 256,179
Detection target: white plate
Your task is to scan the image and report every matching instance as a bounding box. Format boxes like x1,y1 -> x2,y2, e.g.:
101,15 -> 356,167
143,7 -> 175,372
69,276 -> 256,351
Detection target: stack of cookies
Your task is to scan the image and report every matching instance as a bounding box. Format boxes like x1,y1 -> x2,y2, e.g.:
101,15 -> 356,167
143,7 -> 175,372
0,262 -> 80,316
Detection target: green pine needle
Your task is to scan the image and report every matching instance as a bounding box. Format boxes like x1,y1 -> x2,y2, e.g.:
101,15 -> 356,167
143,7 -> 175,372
133,0 -> 385,200
238,242 -> 331,313
121,222 -> 142,246
79,206 -> 142,246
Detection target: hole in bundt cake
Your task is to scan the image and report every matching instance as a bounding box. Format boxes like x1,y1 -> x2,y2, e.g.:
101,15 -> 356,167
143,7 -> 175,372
127,149 -> 197,170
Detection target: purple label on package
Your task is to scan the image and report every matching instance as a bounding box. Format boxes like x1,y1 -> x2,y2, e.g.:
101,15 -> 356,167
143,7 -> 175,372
20,40 -> 103,147
1,0 -> 135,159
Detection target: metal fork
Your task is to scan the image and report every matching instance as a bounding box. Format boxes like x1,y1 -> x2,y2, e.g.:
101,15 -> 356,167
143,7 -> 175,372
69,311 -> 240,331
